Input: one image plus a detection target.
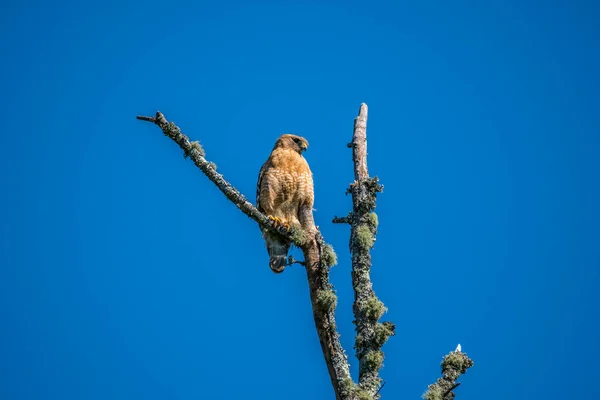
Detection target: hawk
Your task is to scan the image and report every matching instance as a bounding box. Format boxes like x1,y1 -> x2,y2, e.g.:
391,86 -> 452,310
257,134 -> 315,273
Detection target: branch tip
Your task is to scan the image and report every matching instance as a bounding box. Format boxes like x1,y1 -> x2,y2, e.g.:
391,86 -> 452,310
136,115 -> 156,122
423,347 -> 473,400
358,103 -> 368,119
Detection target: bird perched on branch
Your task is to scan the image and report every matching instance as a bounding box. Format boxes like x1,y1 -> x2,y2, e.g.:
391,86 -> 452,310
256,134 -> 315,273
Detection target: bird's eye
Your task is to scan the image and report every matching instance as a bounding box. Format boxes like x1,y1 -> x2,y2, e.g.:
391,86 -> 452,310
293,138 -> 301,144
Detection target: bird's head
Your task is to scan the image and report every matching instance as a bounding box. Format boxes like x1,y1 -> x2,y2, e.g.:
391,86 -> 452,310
274,134 -> 309,154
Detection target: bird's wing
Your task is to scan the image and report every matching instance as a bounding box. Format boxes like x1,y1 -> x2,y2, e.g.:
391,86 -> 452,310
256,159 -> 270,214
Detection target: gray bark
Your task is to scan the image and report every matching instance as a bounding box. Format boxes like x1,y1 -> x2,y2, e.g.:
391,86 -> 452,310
137,106 -> 473,400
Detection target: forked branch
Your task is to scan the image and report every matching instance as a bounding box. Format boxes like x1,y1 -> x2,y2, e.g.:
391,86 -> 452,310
136,111 -> 352,399
137,107 -> 473,400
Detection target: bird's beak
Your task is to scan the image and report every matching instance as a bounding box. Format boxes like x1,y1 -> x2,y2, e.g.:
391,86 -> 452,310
300,143 -> 308,152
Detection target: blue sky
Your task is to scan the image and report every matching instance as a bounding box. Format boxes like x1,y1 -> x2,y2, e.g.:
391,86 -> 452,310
1,0 -> 599,399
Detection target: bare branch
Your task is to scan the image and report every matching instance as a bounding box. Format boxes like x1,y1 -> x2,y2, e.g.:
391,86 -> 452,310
286,255 -> 306,266
136,112 -> 286,238
335,104 -> 392,398
137,111 -> 353,400
423,347 -> 474,400
332,216 -> 351,224
352,103 -> 369,182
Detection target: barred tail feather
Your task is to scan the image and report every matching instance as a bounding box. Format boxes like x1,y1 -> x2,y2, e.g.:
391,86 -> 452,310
264,232 -> 291,273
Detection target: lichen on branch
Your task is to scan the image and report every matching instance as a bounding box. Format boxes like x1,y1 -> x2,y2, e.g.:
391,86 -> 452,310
138,105 -> 474,400
423,346 -> 474,400
334,104 -> 394,399
136,111 -> 352,400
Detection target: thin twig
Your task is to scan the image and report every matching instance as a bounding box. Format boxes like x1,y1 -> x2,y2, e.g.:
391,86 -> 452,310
443,382 -> 461,397
332,216 -> 351,224
374,381 -> 386,396
286,255 -> 306,266
136,115 -> 155,122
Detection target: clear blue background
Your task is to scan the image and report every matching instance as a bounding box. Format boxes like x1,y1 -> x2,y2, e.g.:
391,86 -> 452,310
1,1 -> 598,399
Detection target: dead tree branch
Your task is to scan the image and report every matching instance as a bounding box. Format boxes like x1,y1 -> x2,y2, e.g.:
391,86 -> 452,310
333,103 -> 393,398
423,345 -> 474,400
138,107 -> 473,400
136,111 -> 353,399
136,112 -> 280,235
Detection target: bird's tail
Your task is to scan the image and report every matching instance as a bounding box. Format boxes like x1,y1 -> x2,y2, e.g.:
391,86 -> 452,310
264,231 -> 291,273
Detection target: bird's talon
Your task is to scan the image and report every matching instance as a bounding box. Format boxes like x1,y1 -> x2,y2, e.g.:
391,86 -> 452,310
268,215 -> 283,229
